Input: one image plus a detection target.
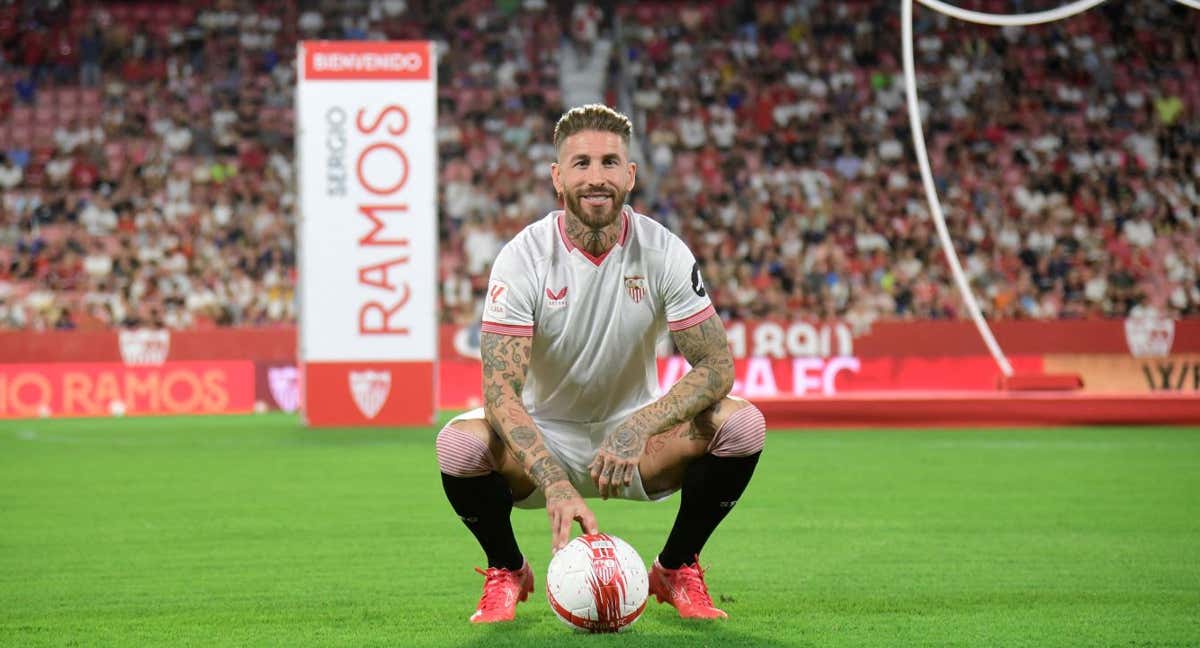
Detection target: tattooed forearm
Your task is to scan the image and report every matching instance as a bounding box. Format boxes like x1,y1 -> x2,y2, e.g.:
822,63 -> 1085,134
479,333 -> 509,378
510,426 -> 537,449
529,455 -> 569,486
480,332 -> 573,491
625,315 -> 733,438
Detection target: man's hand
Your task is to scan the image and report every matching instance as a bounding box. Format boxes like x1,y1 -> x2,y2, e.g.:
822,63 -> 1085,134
546,482 -> 598,554
589,423 -> 648,500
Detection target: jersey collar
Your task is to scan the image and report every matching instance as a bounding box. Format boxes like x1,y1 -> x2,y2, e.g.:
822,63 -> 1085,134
556,207 -> 630,267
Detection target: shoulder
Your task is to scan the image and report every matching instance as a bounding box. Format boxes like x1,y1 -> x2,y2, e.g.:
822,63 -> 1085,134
627,208 -> 689,255
496,211 -> 559,266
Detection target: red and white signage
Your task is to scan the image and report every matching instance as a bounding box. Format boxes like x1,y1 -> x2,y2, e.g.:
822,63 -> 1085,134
431,355 -> 1047,409
303,41 -> 432,81
0,362 -> 255,419
297,41 -> 437,426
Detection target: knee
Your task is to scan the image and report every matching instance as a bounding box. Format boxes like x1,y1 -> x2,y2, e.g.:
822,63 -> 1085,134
435,422 -> 496,477
708,404 -> 765,457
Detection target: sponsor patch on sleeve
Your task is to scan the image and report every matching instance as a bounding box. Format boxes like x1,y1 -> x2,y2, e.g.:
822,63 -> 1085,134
486,280 -> 509,318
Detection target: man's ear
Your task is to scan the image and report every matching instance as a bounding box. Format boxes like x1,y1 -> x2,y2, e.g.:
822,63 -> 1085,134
551,161 -> 562,196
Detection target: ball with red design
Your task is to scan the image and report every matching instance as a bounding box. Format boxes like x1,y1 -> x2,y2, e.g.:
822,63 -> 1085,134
546,533 -> 648,633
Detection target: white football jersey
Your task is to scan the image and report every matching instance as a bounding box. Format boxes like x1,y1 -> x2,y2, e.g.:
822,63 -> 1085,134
481,207 -> 714,425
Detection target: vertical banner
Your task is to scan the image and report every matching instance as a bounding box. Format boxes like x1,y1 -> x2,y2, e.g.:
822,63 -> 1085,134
297,41 -> 437,426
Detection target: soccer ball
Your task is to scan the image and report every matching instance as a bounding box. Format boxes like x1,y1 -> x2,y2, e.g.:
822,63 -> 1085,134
546,533 -> 648,633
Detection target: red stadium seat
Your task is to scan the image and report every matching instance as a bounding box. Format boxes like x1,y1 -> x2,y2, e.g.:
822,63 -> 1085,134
132,4 -> 153,24
33,124 -> 55,143
57,105 -> 78,124
10,106 -> 33,127
53,87 -> 79,106
10,125 -> 33,150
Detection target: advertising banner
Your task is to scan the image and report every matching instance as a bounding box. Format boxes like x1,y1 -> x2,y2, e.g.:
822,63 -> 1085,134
1044,354 -> 1200,393
296,41 -> 437,426
437,317 -> 1200,361
432,355 -> 1047,410
0,362 -> 255,419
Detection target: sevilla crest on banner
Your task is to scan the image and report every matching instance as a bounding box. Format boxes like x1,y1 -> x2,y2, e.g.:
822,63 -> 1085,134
268,366 -> 300,412
119,329 -> 171,365
349,370 -> 392,419
1124,314 -> 1174,358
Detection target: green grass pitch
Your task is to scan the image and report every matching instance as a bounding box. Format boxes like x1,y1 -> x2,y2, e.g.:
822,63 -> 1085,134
2,413 -> 1198,647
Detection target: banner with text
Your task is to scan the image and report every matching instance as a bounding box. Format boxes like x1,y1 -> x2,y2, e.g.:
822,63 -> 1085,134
428,352 -> 1194,410
431,355 -> 1048,410
297,41 -> 437,426
0,362 -> 255,419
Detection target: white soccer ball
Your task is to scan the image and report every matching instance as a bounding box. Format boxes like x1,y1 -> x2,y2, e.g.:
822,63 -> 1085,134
546,533 -> 648,633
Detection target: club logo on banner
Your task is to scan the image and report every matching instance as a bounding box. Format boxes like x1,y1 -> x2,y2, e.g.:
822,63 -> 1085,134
349,370 -> 392,419
119,329 -> 171,365
1124,314 -> 1174,358
268,366 -> 300,412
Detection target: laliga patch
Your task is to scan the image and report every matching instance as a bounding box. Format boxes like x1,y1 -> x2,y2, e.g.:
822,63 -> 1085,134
486,280 -> 509,318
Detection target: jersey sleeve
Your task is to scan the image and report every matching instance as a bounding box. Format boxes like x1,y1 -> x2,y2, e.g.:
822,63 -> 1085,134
661,236 -> 716,332
480,241 -> 536,337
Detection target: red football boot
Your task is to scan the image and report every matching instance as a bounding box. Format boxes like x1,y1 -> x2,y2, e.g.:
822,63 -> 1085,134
648,557 -> 728,619
468,561 -> 534,623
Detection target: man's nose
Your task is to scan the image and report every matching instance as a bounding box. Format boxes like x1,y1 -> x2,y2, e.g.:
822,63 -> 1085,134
583,164 -> 606,185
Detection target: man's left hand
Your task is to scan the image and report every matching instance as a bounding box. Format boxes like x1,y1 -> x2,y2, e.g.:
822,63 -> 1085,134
589,423 -> 648,499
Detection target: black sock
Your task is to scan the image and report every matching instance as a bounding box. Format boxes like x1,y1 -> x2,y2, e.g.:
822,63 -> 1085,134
658,452 -> 761,570
441,472 -> 524,571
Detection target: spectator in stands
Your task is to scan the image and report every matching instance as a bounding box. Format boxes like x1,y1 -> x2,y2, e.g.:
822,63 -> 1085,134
0,154 -> 22,191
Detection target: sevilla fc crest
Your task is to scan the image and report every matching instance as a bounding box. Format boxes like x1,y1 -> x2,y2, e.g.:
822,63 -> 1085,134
119,328 -> 170,365
623,275 -> 646,304
268,366 -> 300,412
591,557 -> 619,586
349,370 -> 391,419
1124,314 -> 1174,358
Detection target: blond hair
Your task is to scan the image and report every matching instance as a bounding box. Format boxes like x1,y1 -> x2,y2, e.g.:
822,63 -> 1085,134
552,104 -> 633,154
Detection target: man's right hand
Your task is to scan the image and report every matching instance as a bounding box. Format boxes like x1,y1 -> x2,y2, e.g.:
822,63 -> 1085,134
545,481 -> 598,554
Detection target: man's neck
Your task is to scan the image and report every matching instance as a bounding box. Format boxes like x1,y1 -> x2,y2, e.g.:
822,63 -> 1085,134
563,210 -> 623,258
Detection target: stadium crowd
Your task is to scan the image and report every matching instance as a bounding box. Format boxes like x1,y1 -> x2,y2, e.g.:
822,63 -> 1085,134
0,0 -> 1197,332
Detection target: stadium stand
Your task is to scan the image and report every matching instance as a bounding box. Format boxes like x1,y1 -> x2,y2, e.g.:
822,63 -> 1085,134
0,0 -> 1196,333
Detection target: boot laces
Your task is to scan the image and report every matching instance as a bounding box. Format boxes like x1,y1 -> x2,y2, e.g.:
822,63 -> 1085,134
475,567 -> 516,610
676,558 -> 715,607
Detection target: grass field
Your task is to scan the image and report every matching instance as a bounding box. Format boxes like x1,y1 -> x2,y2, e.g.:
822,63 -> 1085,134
2,413 -> 1198,647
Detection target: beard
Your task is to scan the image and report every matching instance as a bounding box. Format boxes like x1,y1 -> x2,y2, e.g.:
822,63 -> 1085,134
564,184 -> 627,230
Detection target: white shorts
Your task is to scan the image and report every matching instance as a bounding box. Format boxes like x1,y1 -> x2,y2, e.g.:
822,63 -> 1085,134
448,408 -> 679,510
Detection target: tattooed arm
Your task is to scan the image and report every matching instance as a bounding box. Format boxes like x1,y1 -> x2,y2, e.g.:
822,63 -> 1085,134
589,314 -> 734,498
480,331 -> 597,551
